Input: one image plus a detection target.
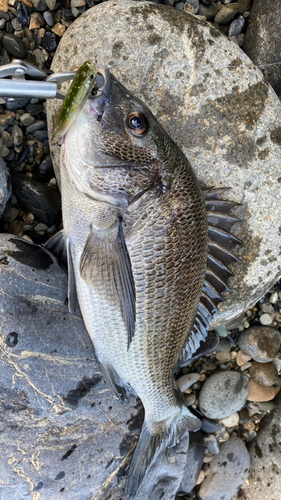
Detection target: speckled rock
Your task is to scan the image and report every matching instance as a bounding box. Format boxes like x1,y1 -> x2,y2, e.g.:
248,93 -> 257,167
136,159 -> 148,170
199,371 -> 249,418
249,361 -> 278,386
47,0 -> 281,329
0,234 -> 197,500
198,437 -> 250,500
231,392 -> 281,500
244,0 -> 281,99
239,326 -> 281,363
0,156 -> 11,218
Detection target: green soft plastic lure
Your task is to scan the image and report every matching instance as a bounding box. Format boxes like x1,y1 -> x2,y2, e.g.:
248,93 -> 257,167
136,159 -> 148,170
51,61 -> 97,144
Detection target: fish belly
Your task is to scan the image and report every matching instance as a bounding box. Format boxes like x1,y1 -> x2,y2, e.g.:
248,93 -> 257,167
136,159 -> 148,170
61,160 -> 208,422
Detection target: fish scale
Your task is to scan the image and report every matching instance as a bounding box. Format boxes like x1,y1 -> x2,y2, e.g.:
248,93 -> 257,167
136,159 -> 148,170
47,64 -> 242,498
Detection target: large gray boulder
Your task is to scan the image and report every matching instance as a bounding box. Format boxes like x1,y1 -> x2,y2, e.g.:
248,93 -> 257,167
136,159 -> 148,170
47,0 -> 281,329
0,234 -> 199,500
232,391 -> 281,500
244,0 -> 281,99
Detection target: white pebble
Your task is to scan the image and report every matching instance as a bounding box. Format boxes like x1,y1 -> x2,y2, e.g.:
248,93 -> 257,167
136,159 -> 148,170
177,372 -> 200,392
219,412 -> 239,427
269,291 -> 279,304
196,470 -> 205,485
260,313 -> 273,325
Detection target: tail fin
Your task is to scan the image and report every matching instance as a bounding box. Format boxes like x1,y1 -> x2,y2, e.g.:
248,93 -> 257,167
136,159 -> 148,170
125,406 -> 201,498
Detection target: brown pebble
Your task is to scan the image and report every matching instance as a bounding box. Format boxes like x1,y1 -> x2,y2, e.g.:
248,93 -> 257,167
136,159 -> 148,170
247,379 -> 280,402
8,220 -> 23,237
21,0 -> 33,6
236,350 -> 251,366
29,13 -> 41,30
52,22 -> 66,37
22,212 -> 34,224
249,361 -> 278,387
0,0 -> 9,12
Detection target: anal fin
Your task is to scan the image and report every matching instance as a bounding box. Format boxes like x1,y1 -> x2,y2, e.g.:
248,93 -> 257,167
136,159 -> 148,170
43,229 -> 67,270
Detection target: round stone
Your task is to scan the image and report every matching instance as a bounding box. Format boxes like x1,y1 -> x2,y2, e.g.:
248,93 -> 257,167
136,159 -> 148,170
247,379 -> 279,402
177,372 -> 200,392
198,437 -> 250,500
2,33 -> 27,58
238,326 -> 281,363
47,0 -> 281,329
249,361 -> 278,386
199,371 -> 249,419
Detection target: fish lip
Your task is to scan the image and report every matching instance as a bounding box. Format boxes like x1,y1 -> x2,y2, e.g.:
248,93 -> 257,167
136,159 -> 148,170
90,67 -> 111,116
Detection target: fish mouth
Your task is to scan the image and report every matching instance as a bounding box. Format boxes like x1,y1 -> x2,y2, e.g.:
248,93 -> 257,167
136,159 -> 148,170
90,67 -> 110,117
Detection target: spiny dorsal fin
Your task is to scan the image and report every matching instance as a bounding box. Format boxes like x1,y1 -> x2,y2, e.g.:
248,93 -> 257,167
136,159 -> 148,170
178,187 -> 241,366
80,218 -> 135,347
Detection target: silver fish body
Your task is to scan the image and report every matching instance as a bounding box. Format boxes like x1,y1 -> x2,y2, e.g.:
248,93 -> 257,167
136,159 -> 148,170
57,68 -> 240,497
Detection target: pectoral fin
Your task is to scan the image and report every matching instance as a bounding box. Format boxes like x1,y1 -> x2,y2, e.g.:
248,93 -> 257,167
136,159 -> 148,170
80,217 -> 135,347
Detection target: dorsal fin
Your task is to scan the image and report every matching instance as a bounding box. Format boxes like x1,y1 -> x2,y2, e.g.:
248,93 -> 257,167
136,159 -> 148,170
178,187 -> 242,367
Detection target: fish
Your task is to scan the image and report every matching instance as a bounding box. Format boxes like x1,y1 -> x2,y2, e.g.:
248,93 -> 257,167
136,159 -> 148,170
51,60 -> 97,145
47,65 -> 241,497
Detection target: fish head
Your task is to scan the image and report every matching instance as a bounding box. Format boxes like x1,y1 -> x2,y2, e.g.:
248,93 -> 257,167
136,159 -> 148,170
63,67 -> 177,207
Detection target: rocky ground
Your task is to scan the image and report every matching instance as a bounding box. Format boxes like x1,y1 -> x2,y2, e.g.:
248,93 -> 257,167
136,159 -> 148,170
0,0 -> 281,499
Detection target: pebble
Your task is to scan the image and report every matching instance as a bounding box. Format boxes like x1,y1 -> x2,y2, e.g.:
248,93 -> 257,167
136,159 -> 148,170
199,371 -> 249,419
185,0 -> 199,14
42,31 -> 57,51
249,361 -> 278,387
175,2 -> 184,9
260,301 -> 275,313
201,418 -> 220,434
177,372 -> 200,392
236,349 -> 251,366
29,12 -> 41,29
216,338 -> 231,352
52,22 -> 65,37
34,222 -> 48,232
22,212 -> 35,224
45,0 -> 55,9
12,173 -> 61,226
204,434 -> 220,455
43,10 -> 54,26
16,2 -> 29,26
31,0 -> 46,11
214,325 -> 228,337
218,412 -> 239,428
203,454 -> 214,463
8,220 -> 23,237
12,124 -> 23,146
20,113 -> 35,127
215,427 -> 230,443
184,393 -> 196,406
26,103 -> 44,116
36,154 -> 54,182
247,379 -> 279,402
0,0 -> 9,12
238,326 -> 281,363
257,401 -> 275,412
34,130 -> 48,141
2,131 -> 13,148
214,3 -> 240,24
269,291 -> 279,304
259,313 -> 274,325
196,469 -> 205,485
199,2 -> 219,19
2,32 -> 27,58
26,121 -> 47,134
198,437 -> 250,500
228,15 -> 245,37
1,207 -> 19,223
215,352 -> 231,363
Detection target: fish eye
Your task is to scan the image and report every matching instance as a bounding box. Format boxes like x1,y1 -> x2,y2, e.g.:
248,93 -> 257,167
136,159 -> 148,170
127,112 -> 148,136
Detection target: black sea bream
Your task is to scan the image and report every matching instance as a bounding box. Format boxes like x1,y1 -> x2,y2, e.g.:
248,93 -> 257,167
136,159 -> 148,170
50,66 -> 241,497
